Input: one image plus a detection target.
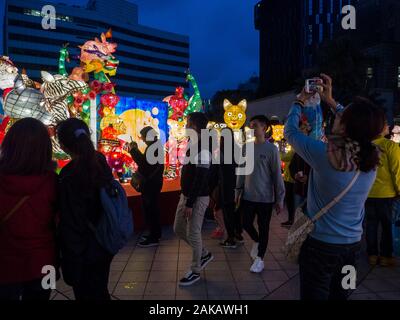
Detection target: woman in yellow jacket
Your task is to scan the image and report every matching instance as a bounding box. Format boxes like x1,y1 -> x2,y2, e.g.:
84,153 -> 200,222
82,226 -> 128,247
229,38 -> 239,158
281,148 -> 295,227
365,123 -> 400,267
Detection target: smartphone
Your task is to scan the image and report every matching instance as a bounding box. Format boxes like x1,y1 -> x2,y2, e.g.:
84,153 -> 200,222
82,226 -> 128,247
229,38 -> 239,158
305,78 -> 323,93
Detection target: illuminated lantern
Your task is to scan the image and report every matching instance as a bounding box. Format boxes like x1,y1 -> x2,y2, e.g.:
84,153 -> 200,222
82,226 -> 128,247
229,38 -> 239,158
102,82 -> 115,93
90,80 -> 102,93
109,151 -> 124,172
184,72 -> 203,116
88,90 -> 97,100
223,99 -> 247,130
164,87 -> 188,121
0,116 -> 10,145
101,93 -> 119,109
100,114 -> 126,133
102,124 -> 118,140
272,125 -> 285,142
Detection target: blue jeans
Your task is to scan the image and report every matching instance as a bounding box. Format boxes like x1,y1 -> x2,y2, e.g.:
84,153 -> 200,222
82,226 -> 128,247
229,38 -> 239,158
299,236 -> 361,300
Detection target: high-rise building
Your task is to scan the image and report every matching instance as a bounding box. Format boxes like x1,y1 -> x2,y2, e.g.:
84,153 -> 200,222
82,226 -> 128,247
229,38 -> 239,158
3,0 -> 190,100
255,0 -> 303,96
255,0 -> 359,96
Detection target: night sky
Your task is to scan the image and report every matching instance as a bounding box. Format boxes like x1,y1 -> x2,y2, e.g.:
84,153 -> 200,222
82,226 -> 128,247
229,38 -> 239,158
0,0 -> 260,99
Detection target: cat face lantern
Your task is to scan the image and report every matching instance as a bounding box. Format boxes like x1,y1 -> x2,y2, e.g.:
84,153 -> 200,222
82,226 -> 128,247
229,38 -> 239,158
223,99 -> 247,130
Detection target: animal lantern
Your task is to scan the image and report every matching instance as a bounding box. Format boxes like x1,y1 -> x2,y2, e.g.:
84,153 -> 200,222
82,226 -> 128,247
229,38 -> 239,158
223,99 -> 247,130
79,29 -> 119,82
40,71 -> 89,156
0,58 -> 52,126
184,72 -> 202,116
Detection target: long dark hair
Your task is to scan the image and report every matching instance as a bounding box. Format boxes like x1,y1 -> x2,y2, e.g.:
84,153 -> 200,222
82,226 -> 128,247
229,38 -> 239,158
341,97 -> 385,172
0,118 -> 54,175
56,118 -> 102,181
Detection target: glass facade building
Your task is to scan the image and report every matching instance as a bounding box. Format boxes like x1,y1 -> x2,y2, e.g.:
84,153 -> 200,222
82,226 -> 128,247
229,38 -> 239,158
3,0 -> 190,100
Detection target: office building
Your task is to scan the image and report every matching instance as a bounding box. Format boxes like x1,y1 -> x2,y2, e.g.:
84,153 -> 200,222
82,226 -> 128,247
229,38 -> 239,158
255,0 -> 359,96
3,0 -> 190,100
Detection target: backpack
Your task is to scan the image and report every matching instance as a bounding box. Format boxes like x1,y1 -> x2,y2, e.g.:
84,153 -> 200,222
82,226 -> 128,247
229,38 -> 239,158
90,180 -> 134,255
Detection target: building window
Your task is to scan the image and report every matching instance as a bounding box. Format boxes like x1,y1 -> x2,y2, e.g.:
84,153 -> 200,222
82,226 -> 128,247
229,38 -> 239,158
23,8 -> 73,22
319,0 -> 324,14
319,24 -> 324,43
330,0 -> 334,13
397,67 -> 400,88
367,67 -> 374,79
327,13 -> 331,23
309,0 -> 313,16
316,14 -> 319,24
308,25 -> 313,45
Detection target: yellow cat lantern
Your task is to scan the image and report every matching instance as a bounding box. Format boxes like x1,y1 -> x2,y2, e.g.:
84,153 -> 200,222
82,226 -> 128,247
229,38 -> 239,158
223,99 -> 247,130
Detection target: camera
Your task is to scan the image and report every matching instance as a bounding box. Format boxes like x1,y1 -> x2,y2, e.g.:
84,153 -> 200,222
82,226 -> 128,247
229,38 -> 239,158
305,78 -> 323,93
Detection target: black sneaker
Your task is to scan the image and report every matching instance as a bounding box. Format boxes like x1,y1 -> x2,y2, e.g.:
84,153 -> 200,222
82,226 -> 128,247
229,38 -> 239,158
281,221 -> 293,227
220,239 -> 237,248
137,238 -> 159,247
140,234 -> 150,241
200,252 -> 214,270
179,271 -> 200,286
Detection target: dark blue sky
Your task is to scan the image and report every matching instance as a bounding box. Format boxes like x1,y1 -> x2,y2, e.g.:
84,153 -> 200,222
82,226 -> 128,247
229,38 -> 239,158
0,0 -> 260,98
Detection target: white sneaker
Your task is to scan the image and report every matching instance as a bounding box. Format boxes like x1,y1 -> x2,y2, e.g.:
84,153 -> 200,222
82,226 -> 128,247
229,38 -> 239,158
250,242 -> 259,260
250,257 -> 264,273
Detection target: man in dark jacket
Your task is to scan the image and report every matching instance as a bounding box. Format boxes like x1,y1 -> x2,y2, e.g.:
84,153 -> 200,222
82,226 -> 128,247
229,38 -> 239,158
174,112 -> 214,286
130,126 -> 164,247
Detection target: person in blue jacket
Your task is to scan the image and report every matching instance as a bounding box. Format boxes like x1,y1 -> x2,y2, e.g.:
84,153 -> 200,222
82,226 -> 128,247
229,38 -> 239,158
284,74 -> 386,300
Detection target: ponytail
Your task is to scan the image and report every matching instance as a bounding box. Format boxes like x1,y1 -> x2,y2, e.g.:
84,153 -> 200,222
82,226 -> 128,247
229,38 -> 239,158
57,118 -> 102,182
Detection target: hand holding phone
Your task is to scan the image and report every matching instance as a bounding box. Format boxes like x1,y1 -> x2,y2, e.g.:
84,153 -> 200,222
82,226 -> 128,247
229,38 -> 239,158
305,78 -> 323,94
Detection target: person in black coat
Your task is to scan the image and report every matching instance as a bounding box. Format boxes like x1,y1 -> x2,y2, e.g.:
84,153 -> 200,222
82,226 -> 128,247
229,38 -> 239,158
289,152 -> 311,209
57,118 -> 114,301
129,126 -> 164,247
219,127 -> 242,248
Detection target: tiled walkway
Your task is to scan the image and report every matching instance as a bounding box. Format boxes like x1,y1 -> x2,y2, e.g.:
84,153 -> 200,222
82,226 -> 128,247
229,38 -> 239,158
53,213 -> 400,300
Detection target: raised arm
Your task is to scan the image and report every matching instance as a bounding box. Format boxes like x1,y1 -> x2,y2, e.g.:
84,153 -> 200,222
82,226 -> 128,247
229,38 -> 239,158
284,102 -> 325,170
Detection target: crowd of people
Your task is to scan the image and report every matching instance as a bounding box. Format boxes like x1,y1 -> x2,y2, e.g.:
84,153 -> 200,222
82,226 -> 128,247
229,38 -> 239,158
0,74 -> 399,301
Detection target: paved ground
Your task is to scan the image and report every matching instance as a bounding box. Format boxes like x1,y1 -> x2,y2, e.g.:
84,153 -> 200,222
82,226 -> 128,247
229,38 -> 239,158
52,213 -> 400,300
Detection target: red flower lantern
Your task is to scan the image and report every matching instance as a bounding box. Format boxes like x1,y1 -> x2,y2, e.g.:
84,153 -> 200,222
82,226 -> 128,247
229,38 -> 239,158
90,80 -> 102,93
100,93 -> 120,109
88,90 -> 97,100
102,82 -> 115,93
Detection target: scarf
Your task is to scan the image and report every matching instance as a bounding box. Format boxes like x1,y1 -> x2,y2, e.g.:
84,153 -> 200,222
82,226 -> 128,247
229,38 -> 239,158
327,135 -> 361,171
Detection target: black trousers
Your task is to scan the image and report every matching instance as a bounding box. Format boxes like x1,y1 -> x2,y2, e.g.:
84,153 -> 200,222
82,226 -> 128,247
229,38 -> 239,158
241,200 -> 273,259
299,236 -> 361,300
72,254 -> 113,301
0,278 -> 51,301
365,198 -> 394,257
223,201 -> 243,239
284,181 -> 295,222
142,189 -> 162,240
